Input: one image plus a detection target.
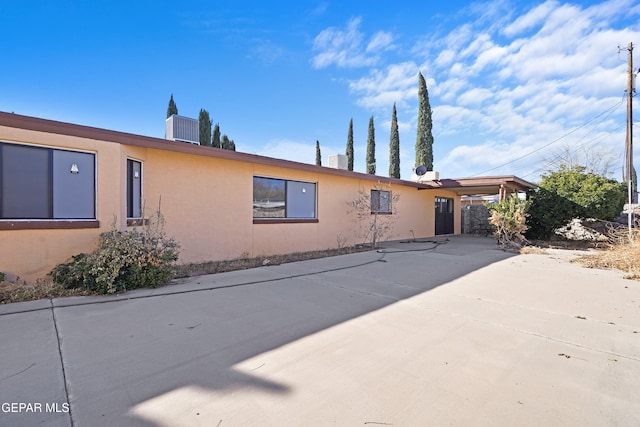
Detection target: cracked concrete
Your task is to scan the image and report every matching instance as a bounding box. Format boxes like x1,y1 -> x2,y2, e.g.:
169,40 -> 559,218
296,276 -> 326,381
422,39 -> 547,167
0,236 -> 638,426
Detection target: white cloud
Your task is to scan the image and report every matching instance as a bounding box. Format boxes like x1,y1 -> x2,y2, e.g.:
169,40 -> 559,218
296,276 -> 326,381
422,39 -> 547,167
457,88 -> 494,106
257,139 -> 317,165
366,31 -> 394,53
503,0 -> 558,37
348,62 -> 419,109
312,0 -> 640,180
311,17 -> 394,69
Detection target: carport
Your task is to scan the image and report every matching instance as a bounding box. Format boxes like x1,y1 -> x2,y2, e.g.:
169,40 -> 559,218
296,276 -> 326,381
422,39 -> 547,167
417,175 -> 536,235
418,175 -> 536,200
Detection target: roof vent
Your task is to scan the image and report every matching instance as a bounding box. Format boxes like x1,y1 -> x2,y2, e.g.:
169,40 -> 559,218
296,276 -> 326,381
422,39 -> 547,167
166,115 -> 200,144
411,169 -> 440,182
328,154 -> 348,170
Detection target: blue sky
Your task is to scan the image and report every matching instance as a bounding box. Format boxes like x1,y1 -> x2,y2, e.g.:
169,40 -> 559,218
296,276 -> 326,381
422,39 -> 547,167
2,0 -> 640,181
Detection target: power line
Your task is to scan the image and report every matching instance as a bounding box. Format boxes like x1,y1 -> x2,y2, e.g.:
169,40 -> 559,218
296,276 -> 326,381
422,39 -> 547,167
519,104 -> 628,179
469,100 -> 624,177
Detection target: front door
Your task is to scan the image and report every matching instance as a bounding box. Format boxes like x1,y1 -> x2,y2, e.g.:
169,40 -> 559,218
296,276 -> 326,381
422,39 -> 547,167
435,197 -> 454,235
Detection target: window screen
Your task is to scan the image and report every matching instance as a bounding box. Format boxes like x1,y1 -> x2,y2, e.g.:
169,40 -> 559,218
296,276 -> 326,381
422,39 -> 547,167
253,176 -> 316,219
286,180 -> 316,218
0,142 -> 96,219
1,144 -> 51,218
127,159 -> 142,218
53,150 -> 95,219
371,189 -> 391,213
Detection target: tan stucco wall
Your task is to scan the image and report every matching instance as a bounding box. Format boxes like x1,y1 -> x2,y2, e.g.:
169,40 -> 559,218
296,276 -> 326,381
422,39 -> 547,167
0,125 -> 460,283
0,125 -> 122,280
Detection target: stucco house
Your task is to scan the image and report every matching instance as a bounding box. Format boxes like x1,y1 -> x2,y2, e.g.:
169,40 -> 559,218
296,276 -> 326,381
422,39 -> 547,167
0,112 -> 533,283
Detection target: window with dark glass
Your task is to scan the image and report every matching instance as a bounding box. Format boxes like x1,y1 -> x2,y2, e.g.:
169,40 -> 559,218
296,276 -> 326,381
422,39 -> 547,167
253,176 -> 316,219
0,142 -> 95,219
127,159 -> 142,219
371,189 -> 391,213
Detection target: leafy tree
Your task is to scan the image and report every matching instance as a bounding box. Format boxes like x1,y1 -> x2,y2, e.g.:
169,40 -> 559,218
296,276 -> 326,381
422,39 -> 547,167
198,109 -> 212,146
366,116 -> 376,175
415,72 -> 433,170
166,94 -> 178,118
315,140 -> 322,166
346,118 -> 354,171
212,123 -> 221,148
389,103 -> 400,178
526,188 -> 581,240
228,140 -> 236,151
526,165 -> 626,239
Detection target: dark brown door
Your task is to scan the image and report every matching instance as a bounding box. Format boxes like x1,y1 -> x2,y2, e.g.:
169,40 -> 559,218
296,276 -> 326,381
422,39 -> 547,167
435,197 -> 454,235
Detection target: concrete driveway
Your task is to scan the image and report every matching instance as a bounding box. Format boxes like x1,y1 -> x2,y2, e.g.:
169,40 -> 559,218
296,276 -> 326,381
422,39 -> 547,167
1,236 -> 638,426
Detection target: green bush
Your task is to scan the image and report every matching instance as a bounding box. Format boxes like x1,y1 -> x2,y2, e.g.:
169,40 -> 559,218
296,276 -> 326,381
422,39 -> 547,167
51,212 -> 180,294
526,166 -> 626,240
526,188 -> 582,240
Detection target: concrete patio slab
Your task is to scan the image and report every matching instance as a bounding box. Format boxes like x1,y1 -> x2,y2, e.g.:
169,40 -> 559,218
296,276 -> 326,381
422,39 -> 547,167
0,236 -> 638,426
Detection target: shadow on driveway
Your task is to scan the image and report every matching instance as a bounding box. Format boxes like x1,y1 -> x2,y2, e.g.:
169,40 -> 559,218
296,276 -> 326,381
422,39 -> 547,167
0,236 -> 514,426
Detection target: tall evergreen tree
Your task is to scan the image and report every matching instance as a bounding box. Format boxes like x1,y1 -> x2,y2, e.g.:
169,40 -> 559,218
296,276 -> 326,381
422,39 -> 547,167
415,72 -> 434,170
212,123 -> 221,148
366,116 -> 376,175
389,103 -> 400,178
166,94 -> 178,118
315,140 -> 322,166
198,109 -> 212,146
229,139 -> 236,151
221,135 -> 231,150
346,118 -> 354,171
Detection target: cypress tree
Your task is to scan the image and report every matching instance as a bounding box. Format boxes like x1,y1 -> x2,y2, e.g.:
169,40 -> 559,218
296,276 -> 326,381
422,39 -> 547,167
366,116 -> 376,175
346,118 -> 354,171
389,103 -> 400,178
198,109 -> 212,146
416,72 -> 434,170
315,140 -> 322,166
221,135 -> 235,150
212,123 -> 221,148
166,94 -> 178,118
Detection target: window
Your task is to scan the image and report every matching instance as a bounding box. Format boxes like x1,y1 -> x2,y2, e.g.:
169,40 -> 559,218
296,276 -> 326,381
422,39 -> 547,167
127,159 -> 142,219
253,176 -> 316,220
371,189 -> 391,214
0,142 -> 95,219
435,197 -> 453,214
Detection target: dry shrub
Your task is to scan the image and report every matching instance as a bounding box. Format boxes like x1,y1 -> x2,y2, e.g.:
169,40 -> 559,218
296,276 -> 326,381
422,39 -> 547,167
575,225 -> 640,279
486,195 -> 529,250
519,246 -> 548,255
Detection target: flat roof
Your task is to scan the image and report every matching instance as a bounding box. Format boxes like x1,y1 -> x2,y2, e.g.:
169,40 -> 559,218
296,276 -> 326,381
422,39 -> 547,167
418,176 -> 536,195
0,111 -> 536,195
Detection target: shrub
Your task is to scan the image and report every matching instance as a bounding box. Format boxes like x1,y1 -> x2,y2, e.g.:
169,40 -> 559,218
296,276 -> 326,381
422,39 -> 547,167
575,221 -> 640,279
526,166 -> 626,240
51,211 -> 180,294
486,195 -> 529,249
526,188 -> 582,240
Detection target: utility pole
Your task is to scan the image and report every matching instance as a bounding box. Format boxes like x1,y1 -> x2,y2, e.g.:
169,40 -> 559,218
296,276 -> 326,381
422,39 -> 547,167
625,42 -> 635,239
